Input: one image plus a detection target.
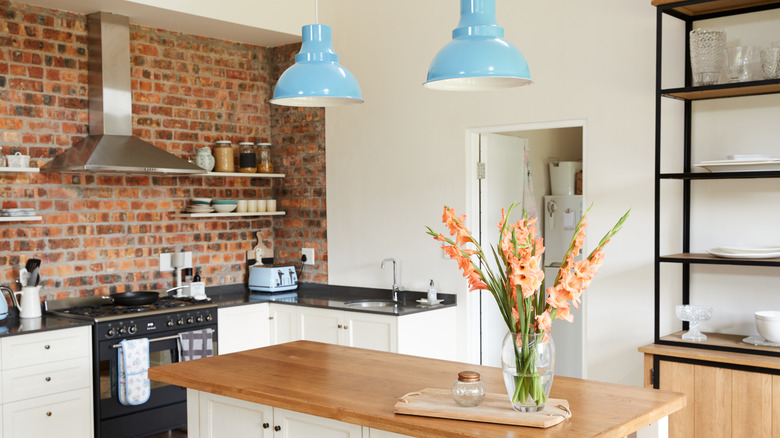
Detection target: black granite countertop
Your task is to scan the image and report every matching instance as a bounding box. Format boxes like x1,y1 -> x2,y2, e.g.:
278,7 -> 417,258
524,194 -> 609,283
208,283 -> 456,316
0,307 -> 93,338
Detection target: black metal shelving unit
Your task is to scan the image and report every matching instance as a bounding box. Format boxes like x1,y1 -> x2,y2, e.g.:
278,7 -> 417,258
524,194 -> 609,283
653,0 -> 780,357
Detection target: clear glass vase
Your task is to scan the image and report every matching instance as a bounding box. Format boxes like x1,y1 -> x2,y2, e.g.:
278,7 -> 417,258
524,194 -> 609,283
501,331 -> 555,412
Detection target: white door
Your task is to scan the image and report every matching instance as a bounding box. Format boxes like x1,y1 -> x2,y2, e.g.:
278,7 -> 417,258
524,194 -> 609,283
269,304 -> 298,345
479,133 -> 529,367
298,307 -> 342,344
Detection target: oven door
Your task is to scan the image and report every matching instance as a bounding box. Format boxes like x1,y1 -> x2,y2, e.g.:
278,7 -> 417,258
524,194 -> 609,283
97,334 -> 188,436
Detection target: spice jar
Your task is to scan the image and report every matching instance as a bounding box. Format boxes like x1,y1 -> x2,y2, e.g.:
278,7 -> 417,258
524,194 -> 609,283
213,140 -> 234,173
451,371 -> 485,407
256,142 -> 274,174
238,142 -> 257,173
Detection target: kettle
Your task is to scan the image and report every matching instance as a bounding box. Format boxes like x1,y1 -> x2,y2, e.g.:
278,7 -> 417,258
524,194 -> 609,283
14,286 -> 42,319
1,286 -> 19,321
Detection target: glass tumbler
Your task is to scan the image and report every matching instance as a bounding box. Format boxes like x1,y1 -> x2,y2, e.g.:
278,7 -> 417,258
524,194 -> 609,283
761,47 -> 780,79
690,28 -> 726,86
725,46 -> 760,83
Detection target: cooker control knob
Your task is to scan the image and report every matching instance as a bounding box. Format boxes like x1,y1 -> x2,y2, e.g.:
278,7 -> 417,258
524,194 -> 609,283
206,314 -> 213,322
196,315 -> 204,323
118,327 -> 126,335
186,317 -> 194,324
107,328 -> 115,337
177,318 -> 184,326
128,325 -> 137,334
167,320 -> 174,327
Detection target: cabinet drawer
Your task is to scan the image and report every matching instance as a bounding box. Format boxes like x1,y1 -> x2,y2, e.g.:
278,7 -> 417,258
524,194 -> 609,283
1,326 -> 90,369
2,387 -> 93,438
2,356 -> 91,403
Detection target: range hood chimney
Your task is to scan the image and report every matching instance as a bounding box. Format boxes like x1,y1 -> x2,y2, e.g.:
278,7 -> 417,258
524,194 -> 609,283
43,12 -> 205,175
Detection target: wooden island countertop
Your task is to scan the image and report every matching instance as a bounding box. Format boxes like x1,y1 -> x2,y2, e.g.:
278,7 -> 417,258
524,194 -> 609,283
148,341 -> 684,438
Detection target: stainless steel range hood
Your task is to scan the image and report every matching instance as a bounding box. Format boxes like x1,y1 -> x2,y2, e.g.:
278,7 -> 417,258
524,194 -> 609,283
43,12 -> 205,175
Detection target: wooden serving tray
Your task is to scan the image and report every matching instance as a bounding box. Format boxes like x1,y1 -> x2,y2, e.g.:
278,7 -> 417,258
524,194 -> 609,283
394,388 -> 571,429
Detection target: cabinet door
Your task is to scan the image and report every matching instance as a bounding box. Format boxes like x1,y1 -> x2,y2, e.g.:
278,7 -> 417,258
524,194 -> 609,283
368,428 -> 412,437
2,387 -> 92,438
658,360 -> 695,438
217,303 -> 270,354
298,307 -> 342,345
344,312 -> 396,353
269,304 -> 298,345
731,369 -> 772,438
694,365 -> 731,438
198,391 -> 272,438
274,407 -> 362,438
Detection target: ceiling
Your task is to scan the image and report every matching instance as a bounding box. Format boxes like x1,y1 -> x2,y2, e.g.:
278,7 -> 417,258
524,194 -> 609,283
24,0 -> 306,47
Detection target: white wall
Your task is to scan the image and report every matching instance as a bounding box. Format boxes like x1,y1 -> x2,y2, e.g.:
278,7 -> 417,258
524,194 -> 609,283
324,0 -> 657,385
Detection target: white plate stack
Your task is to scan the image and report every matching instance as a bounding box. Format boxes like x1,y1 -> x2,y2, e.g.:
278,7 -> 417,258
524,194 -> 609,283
707,246 -> 780,259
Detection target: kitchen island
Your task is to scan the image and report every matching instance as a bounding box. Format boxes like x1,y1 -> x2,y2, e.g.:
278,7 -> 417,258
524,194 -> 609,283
149,341 -> 684,438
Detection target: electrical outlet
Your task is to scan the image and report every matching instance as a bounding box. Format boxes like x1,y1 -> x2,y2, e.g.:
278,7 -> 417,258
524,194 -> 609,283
159,253 -> 173,271
302,248 -> 315,265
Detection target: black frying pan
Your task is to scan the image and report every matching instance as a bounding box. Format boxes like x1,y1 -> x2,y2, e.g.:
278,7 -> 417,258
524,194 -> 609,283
110,291 -> 160,306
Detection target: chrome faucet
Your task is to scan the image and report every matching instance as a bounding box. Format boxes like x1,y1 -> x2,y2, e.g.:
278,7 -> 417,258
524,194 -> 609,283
381,258 -> 399,302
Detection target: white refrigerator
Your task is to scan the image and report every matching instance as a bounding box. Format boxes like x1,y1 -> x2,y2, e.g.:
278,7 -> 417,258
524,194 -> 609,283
543,195 -> 584,379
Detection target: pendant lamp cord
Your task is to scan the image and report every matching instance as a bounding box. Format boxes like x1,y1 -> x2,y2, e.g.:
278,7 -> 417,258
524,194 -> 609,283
315,0 -> 319,24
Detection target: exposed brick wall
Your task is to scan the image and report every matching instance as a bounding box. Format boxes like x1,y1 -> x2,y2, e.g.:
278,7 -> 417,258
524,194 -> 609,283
270,44 -> 328,283
0,0 -> 327,301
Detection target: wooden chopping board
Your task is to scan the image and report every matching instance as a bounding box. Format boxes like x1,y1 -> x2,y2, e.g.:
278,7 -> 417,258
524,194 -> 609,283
394,388 -> 571,429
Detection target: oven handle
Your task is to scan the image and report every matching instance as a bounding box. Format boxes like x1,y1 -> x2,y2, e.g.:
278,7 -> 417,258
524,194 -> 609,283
110,334 -> 180,349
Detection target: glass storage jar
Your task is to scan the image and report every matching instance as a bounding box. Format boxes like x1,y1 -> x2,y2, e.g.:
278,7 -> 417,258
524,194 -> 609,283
451,371 -> 485,407
238,142 -> 257,173
213,140 -> 234,172
256,142 -> 274,174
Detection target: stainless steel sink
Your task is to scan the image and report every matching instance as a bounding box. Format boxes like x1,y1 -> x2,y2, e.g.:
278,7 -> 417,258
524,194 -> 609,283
344,299 -> 399,308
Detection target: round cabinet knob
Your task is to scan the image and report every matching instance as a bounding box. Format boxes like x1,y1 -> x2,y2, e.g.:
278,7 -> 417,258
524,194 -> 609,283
44,345 -> 51,350
46,411 -> 52,417
337,324 -> 343,329
167,320 -> 174,327
269,316 -> 274,320
343,325 -> 349,330
128,325 -> 137,334
262,423 -> 270,429
45,377 -> 51,382
274,425 -> 281,432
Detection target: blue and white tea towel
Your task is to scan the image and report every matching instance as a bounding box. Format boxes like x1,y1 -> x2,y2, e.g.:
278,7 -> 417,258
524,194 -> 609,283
117,338 -> 151,406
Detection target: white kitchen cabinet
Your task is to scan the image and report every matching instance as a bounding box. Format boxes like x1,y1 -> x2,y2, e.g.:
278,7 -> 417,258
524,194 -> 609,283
268,303 -> 297,345
217,303 -> 270,354
368,429 -> 412,438
0,325 -> 92,438
298,307 -> 397,353
192,391 -> 362,438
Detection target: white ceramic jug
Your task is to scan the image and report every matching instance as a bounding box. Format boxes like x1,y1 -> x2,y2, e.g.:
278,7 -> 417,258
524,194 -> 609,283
14,286 -> 42,319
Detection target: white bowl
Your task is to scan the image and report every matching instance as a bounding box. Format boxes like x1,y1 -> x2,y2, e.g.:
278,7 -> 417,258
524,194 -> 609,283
755,311 -> 780,343
213,204 -> 237,213
192,197 -> 212,205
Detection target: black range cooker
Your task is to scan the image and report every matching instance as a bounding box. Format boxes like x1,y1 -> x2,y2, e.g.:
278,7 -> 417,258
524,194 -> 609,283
45,294 -> 218,438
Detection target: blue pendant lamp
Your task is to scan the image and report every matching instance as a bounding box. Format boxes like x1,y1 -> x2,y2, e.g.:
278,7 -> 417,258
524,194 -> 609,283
271,0 -> 363,107
424,0 -> 533,91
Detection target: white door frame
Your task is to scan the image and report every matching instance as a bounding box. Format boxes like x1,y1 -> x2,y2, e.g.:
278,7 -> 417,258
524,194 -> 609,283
464,119 -> 588,368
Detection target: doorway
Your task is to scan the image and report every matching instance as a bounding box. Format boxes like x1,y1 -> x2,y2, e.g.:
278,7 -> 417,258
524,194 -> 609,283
465,120 -> 585,378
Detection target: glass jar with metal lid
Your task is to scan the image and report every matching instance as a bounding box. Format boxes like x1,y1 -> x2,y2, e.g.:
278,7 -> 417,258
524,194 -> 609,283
451,371 -> 485,407
238,142 -> 257,173
213,140 -> 234,173
256,142 -> 274,174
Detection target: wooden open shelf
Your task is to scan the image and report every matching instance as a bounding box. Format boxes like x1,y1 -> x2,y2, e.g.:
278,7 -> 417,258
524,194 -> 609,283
0,216 -> 42,222
662,81 -> 780,101
173,211 -> 285,219
652,0 -> 780,16
660,252 -> 780,266
197,171 -> 284,178
648,332 -> 780,368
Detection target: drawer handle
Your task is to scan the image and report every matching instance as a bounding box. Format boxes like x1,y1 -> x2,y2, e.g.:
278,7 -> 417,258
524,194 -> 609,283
46,411 -> 52,417
44,345 -> 51,350
45,377 -> 51,382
